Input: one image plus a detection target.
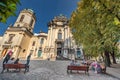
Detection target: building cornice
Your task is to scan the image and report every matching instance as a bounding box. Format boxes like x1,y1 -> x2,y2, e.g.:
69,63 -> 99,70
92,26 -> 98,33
6,27 -> 33,37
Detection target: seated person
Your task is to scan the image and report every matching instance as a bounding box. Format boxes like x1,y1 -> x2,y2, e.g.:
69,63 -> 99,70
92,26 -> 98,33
14,58 -> 21,64
74,60 -> 80,66
90,61 -> 101,73
95,63 -> 101,73
100,63 -> 106,73
100,63 -> 106,69
7,57 -> 15,64
90,60 -> 97,71
70,60 -> 75,65
70,60 -> 80,66
82,59 -> 87,65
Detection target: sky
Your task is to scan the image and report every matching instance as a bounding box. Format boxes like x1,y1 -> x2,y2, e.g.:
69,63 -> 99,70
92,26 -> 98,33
0,0 -> 80,35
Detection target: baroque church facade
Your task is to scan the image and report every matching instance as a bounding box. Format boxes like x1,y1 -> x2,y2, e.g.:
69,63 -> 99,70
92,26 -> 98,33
0,9 -> 83,60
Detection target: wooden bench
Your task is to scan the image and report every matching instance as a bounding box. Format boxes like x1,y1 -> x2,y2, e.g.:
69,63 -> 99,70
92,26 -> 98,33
1,64 -> 29,73
67,65 -> 89,75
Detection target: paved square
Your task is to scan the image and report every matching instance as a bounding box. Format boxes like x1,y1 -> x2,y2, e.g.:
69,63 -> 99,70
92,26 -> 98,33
0,60 -> 119,80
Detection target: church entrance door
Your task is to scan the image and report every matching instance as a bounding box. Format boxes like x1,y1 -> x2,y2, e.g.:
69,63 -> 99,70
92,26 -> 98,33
38,50 -> 42,57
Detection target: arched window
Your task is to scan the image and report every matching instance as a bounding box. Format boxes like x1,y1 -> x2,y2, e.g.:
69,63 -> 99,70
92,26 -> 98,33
17,24 -> 20,27
32,41 -> 35,46
8,34 -> 15,42
40,38 -> 44,44
58,29 -> 62,39
20,15 -> 25,22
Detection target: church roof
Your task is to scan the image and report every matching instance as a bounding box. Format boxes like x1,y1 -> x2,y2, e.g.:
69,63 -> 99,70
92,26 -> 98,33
53,14 -> 68,22
48,14 -> 69,26
22,8 -> 34,14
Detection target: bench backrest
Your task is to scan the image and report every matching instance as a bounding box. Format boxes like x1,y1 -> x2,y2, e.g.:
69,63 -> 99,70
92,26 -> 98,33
67,65 -> 89,71
4,64 -> 25,69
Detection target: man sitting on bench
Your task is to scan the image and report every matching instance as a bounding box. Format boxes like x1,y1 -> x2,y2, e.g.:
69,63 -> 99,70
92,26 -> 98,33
14,58 -> 21,64
70,60 -> 80,66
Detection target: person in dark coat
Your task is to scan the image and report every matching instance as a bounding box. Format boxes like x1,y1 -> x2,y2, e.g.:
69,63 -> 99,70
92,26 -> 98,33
26,53 -> 32,65
14,58 -> 20,64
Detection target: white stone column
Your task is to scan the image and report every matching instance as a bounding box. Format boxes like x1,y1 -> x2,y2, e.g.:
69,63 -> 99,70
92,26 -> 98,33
64,27 -> 68,47
47,27 -> 51,47
53,27 -> 55,47
17,33 -> 24,57
49,26 -> 52,47
51,26 -> 53,47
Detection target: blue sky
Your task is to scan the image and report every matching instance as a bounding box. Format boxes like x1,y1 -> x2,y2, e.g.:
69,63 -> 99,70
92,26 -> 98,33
0,0 -> 80,35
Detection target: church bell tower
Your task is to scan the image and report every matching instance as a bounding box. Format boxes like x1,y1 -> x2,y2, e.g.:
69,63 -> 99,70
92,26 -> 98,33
0,9 -> 36,59
14,9 -> 36,32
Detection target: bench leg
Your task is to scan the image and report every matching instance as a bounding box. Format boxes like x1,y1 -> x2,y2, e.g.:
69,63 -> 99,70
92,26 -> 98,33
67,70 -> 72,74
77,70 -> 79,73
18,68 -> 21,72
67,69 -> 70,74
67,70 -> 68,73
7,68 -> 9,72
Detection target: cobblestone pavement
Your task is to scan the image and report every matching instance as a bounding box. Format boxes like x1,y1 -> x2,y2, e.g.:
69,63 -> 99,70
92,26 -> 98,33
0,60 -> 119,80
106,63 -> 120,79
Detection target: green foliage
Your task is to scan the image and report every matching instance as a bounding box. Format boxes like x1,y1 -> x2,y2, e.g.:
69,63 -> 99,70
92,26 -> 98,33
0,0 -> 20,23
69,0 -> 120,57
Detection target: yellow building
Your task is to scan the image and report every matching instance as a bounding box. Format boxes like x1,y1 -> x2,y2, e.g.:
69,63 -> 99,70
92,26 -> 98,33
0,9 -> 83,60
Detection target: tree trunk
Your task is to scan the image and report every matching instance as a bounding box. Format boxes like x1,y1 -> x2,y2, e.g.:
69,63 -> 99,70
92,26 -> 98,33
82,49 -> 86,60
110,51 -> 117,64
104,51 -> 111,67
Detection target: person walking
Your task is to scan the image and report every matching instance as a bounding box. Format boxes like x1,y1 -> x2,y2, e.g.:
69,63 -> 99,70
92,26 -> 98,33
24,53 -> 32,72
26,53 -> 32,65
3,50 -> 13,64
